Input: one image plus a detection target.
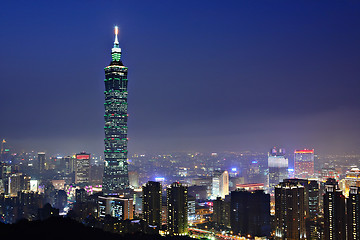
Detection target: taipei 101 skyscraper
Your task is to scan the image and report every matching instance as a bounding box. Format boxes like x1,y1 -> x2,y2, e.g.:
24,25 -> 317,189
103,26 -> 129,195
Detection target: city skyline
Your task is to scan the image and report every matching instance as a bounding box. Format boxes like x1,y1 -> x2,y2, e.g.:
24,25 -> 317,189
1,1 -> 360,156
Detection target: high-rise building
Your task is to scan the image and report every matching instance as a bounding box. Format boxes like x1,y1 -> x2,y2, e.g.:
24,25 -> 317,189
324,178 -> 346,240
275,181 -> 306,239
230,190 -> 270,238
37,152 -> 46,173
294,149 -> 315,178
103,26 -> 129,195
129,171 -> 139,189
339,167 -> 360,197
75,152 -> 90,185
98,195 -> 133,220
213,196 -> 230,229
0,139 -> 10,162
211,170 -> 229,199
283,178 -> 320,219
166,182 -> 188,236
347,186 -> 360,240
267,147 -> 288,195
142,181 -> 162,228
8,173 -> 23,196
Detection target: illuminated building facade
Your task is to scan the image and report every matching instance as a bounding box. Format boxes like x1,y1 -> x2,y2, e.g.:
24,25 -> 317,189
167,182 -> 188,235
275,181 -> 306,239
294,149 -> 315,178
75,152 -> 90,185
213,197 -> 230,229
142,181 -> 162,228
103,26 -> 129,194
0,139 -> 10,162
339,167 -> 360,198
324,178 -> 346,240
37,152 -> 46,173
98,195 -> 133,220
211,170 -> 229,199
347,186 -> 360,240
230,190 -> 270,238
267,147 -> 288,195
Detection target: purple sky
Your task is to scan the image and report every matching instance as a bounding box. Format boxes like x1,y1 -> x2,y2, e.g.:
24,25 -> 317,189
1,1 -> 360,156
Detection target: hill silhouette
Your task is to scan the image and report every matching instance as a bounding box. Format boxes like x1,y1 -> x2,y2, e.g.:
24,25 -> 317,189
0,217 -> 191,240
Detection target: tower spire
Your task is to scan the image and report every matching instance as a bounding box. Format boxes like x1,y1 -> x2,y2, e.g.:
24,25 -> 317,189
114,26 -> 119,45
111,26 -> 122,62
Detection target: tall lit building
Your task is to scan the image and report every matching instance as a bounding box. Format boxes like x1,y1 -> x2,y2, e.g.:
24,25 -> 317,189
8,173 -> 23,196
324,178 -> 346,240
213,197 -> 230,229
347,186 -> 360,240
267,147 -> 288,195
211,170 -> 229,199
275,181 -> 306,239
37,152 -> 46,173
294,149 -> 315,178
230,190 -> 270,238
103,26 -> 129,195
167,182 -> 188,235
339,167 -> 360,197
0,139 -> 10,162
75,152 -> 90,185
142,181 -> 162,228
283,178 -> 320,219
98,195 -> 133,220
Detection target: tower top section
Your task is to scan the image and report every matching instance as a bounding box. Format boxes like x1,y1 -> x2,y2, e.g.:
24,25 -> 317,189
111,26 -> 122,63
114,26 -> 119,45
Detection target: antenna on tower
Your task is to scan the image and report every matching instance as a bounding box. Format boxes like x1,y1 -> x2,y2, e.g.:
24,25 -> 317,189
114,26 -> 119,45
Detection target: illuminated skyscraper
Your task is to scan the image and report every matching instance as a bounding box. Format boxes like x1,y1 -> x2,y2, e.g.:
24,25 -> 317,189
98,195 -> 133,220
347,186 -> 360,240
230,190 -> 270,237
275,181 -> 306,239
103,26 -> 129,194
142,181 -> 162,228
267,147 -> 288,195
0,139 -> 10,162
37,152 -> 46,173
211,170 -> 229,199
324,178 -> 346,240
167,182 -> 188,235
294,149 -> 315,178
75,152 -> 90,185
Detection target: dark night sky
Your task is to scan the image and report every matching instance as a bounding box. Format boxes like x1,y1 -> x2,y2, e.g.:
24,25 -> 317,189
1,1 -> 360,156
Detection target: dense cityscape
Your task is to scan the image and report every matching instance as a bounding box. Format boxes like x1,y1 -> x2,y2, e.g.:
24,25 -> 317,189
2,136 -> 360,239
0,28 -> 359,239
1,1 -> 360,240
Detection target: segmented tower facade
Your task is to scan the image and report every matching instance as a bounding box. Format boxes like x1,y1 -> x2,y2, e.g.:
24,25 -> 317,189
103,26 -> 129,194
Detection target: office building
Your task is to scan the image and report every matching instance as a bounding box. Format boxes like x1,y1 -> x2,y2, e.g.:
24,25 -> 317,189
283,178 -> 319,219
129,171 -> 139,189
75,152 -> 90,185
324,178 -> 346,240
8,173 -> 23,196
294,149 -> 314,178
142,181 -> 162,228
98,195 -> 133,220
211,170 -> 229,199
347,186 -> 360,240
275,181 -> 306,239
103,26 -> 130,195
213,197 -> 230,229
267,147 -> 288,194
38,152 -> 46,173
339,167 -> 360,197
187,196 -> 196,221
167,182 -> 188,235
230,190 -> 270,238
